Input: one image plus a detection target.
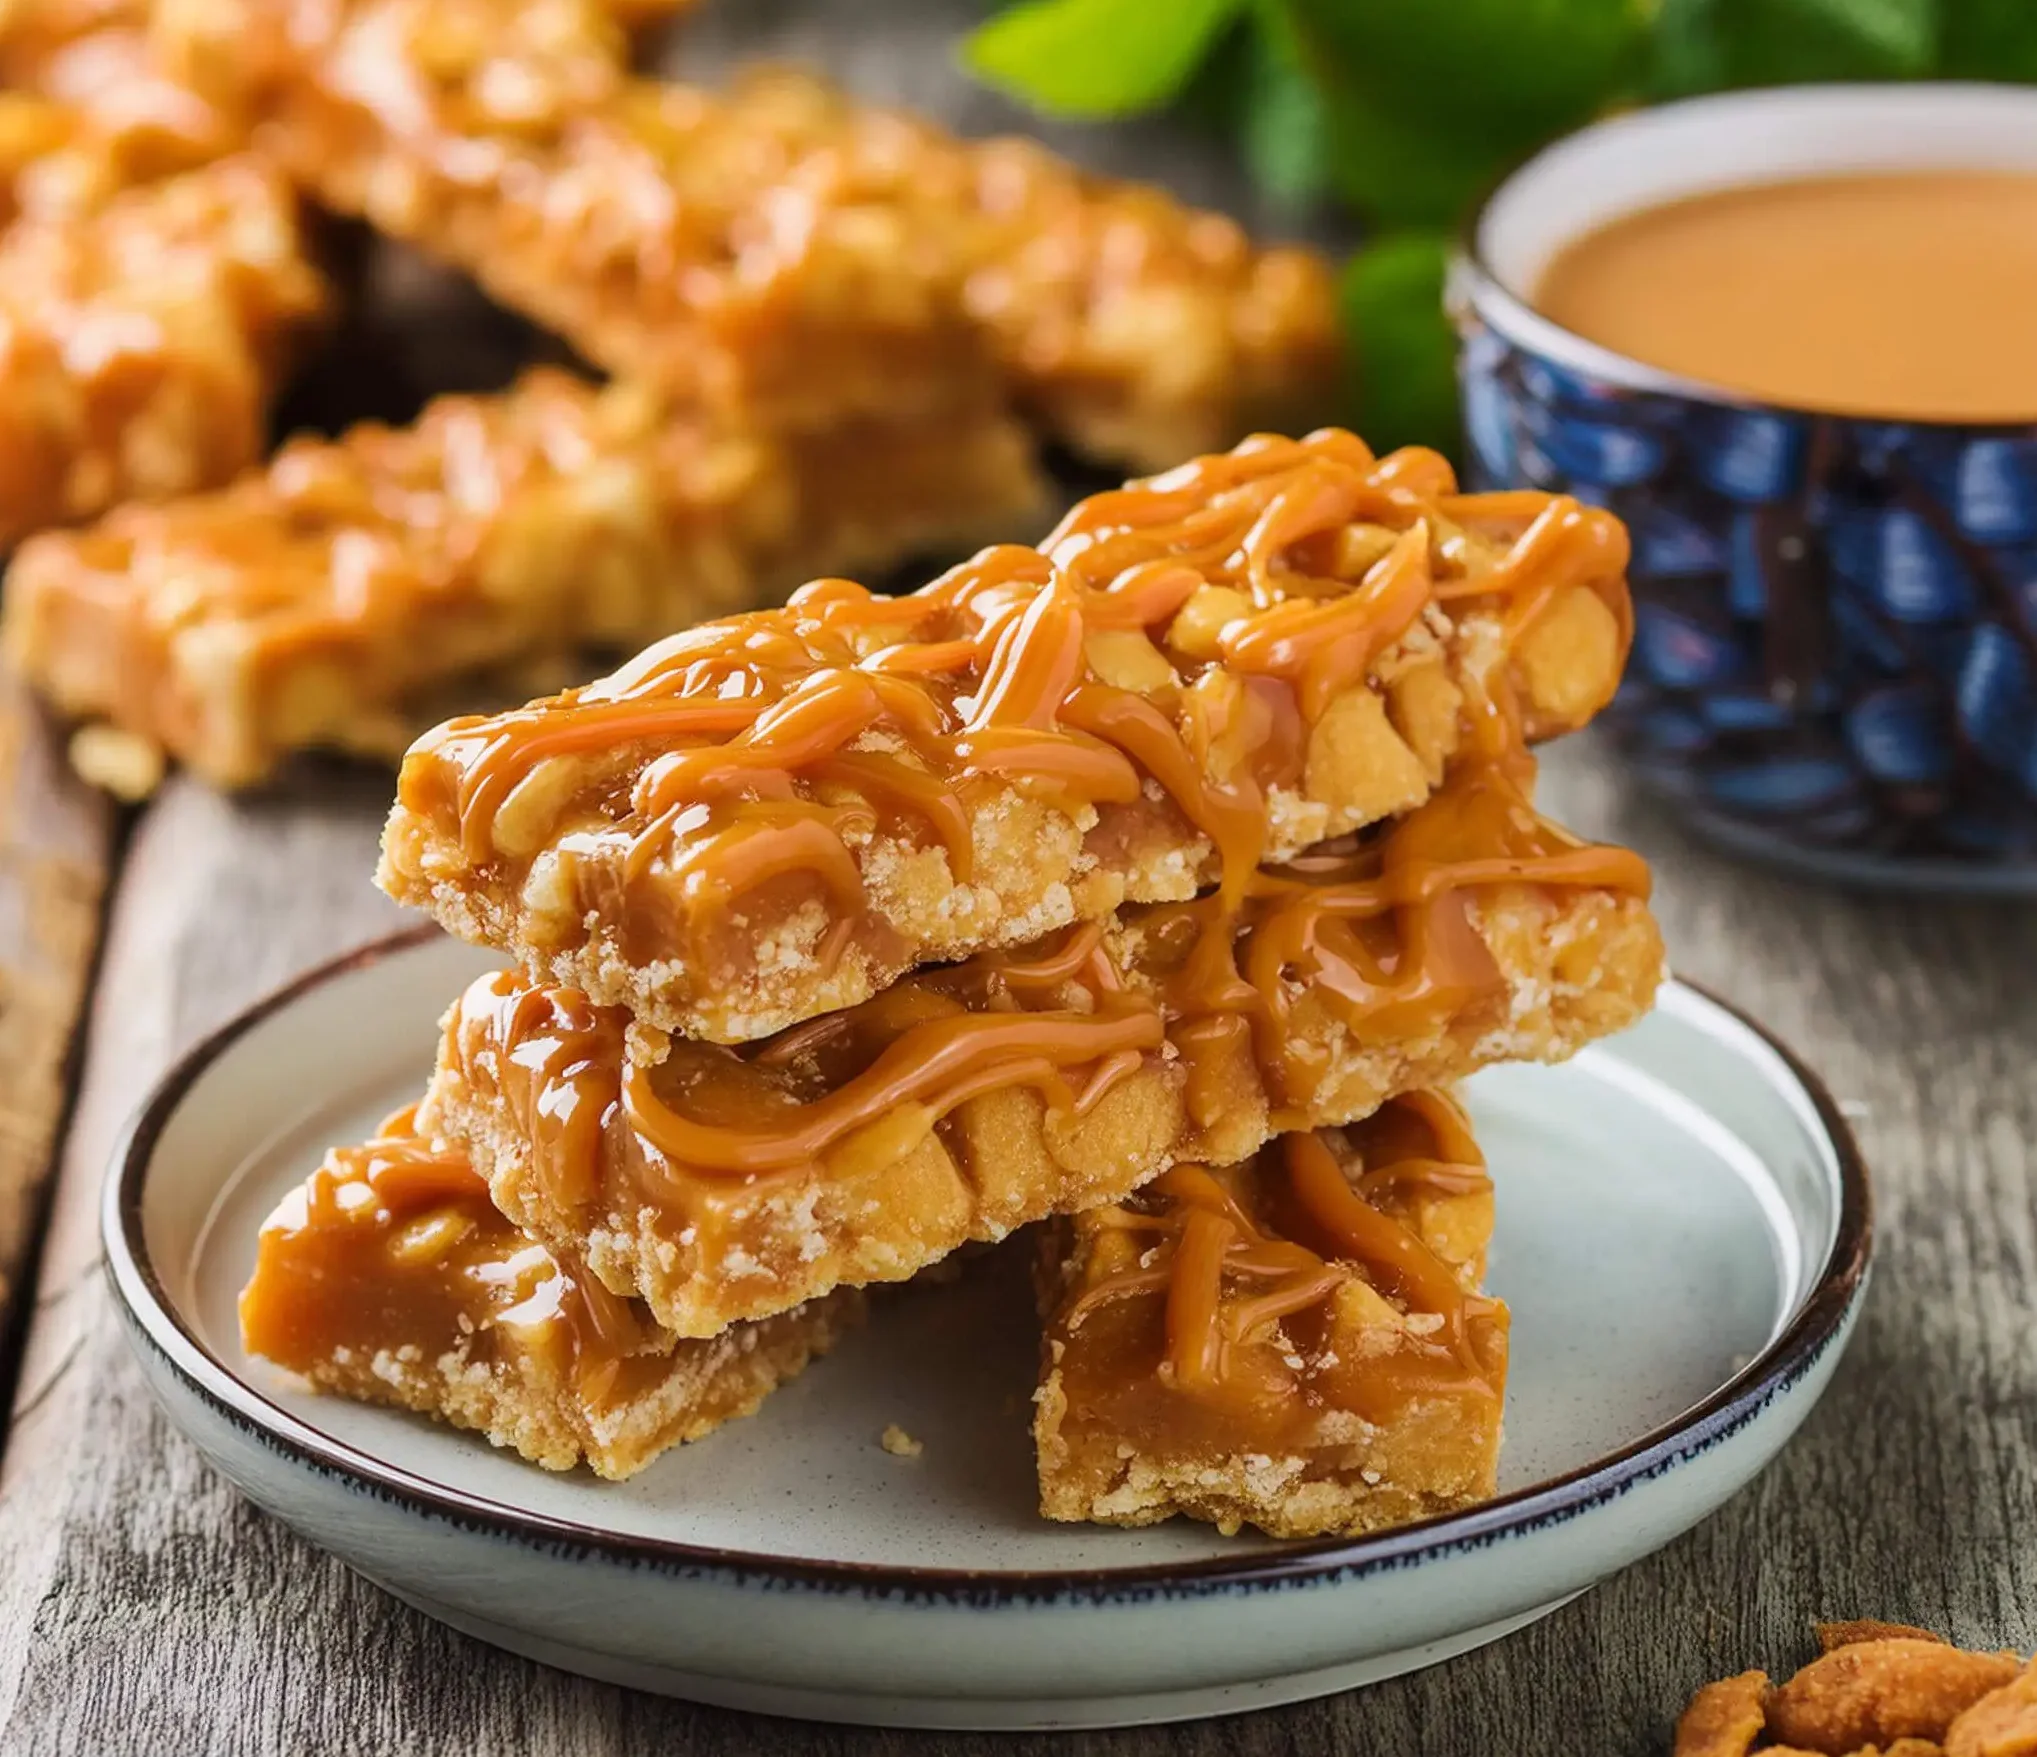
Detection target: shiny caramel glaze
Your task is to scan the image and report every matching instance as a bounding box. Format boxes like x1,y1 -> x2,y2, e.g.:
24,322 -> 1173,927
4,369 -> 1043,789
240,1105 -> 668,1401
0,153 -> 328,548
417,724 -> 1658,1337
1034,1098 -> 1508,1537
0,0 -> 254,221
382,429 -> 1634,1045
238,1106 -> 860,1477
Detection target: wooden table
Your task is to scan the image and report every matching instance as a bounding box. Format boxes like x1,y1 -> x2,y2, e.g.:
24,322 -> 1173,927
2,6 -> 2034,1750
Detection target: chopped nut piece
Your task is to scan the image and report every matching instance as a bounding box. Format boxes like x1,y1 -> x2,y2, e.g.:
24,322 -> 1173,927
879,1425 -> 923,1458
68,724 -> 164,801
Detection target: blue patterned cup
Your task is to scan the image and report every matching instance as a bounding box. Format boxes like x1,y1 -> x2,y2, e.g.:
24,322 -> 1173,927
1451,86 -> 2037,892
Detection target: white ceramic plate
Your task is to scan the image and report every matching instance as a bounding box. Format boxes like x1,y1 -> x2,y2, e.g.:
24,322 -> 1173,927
106,929 -> 1871,1730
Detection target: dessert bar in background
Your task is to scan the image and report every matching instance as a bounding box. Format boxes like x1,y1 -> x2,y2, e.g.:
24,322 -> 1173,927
379,432 -> 1633,1045
174,0 -> 1339,464
1036,1095 -> 1508,1539
3,367 -> 1043,794
239,1107 -> 862,1480
0,152 -> 329,550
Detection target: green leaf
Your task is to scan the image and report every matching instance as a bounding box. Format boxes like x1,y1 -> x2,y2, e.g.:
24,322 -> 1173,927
963,0 -> 1245,119
1239,6 -> 1332,213
1321,92 -> 1519,230
1713,0 -> 1938,82
1340,234 -> 1462,459
1293,0 -> 1654,140
1650,0 -> 1730,94
1291,0 -> 1652,230
1937,0 -> 2037,79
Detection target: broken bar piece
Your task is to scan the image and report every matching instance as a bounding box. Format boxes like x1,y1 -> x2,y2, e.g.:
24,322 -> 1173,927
239,1107 -> 861,1479
1035,1094 -> 1508,1539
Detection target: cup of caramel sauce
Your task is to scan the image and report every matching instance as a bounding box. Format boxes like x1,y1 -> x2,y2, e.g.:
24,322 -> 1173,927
1450,86 -> 2037,889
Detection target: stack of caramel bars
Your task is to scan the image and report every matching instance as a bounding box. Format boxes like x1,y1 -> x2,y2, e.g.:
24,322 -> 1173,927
0,0 -> 1341,797
241,430 -> 1668,1539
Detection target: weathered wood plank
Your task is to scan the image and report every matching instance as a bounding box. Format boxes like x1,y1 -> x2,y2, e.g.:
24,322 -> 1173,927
0,668 -> 112,1368
0,772 -> 405,1744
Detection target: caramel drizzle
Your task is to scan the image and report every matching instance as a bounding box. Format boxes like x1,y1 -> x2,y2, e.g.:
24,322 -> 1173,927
405,431 -> 1631,925
1151,688 -> 1651,1112
466,923 -> 1168,1189
283,1105 -> 650,1391
461,712 -> 1649,1192
1064,1093 -> 1499,1397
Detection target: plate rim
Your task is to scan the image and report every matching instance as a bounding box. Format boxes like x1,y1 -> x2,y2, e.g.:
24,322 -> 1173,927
103,924 -> 1873,1607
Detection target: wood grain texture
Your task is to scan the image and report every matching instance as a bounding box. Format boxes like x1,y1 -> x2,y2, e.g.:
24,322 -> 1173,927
2,4 -> 2035,1750
0,669 -> 112,1354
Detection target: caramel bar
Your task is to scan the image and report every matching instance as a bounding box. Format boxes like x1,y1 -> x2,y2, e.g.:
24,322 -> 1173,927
416,750 -> 1662,1338
174,0 -> 1338,461
205,0 -> 996,433
4,367 -> 1045,794
239,1108 -> 861,1480
1036,1096 -> 1508,1539
0,154 -> 328,550
380,431 -> 1633,1045
0,84 -> 221,225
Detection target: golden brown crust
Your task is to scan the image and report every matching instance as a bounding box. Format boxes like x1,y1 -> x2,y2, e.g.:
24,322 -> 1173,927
278,1288 -> 860,1481
0,153 -> 328,549
3,369 -> 1045,788
168,0 -> 1337,460
418,884 -> 1662,1339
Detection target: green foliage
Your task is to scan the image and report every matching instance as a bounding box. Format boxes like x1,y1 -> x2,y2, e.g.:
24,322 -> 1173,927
1340,234 -> 1460,458
964,0 -> 1244,119
1705,0 -> 1937,84
1238,5 -> 1332,214
963,0 -> 2037,453
1294,0 -> 1655,145
1938,0 -> 2037,79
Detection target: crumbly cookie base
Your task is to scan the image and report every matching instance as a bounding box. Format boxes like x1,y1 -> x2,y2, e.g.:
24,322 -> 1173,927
288,1289 -> 862,1481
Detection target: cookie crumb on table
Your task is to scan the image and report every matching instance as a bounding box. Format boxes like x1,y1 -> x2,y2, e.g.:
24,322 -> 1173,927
880,1425 -> 923,1459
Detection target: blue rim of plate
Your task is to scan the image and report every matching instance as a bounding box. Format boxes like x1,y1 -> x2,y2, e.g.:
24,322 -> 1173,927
103,925 -> 1874,1607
